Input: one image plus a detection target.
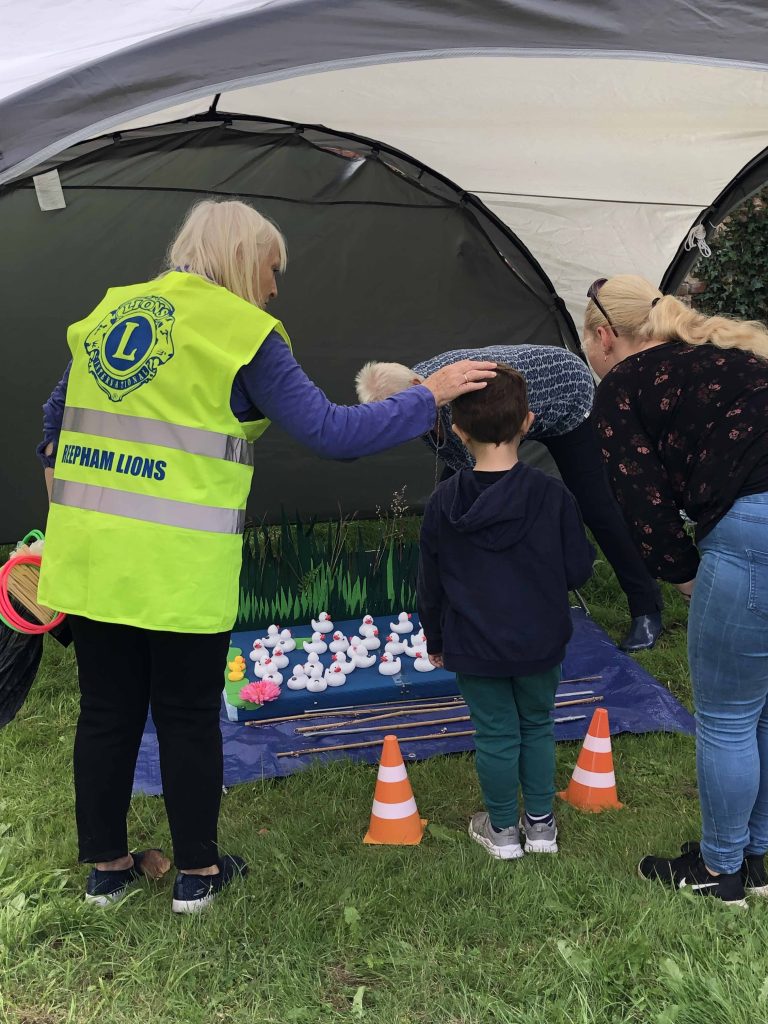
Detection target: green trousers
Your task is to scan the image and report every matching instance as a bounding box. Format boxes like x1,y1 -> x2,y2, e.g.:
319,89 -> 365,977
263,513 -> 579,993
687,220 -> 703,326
457,667 -> 561,829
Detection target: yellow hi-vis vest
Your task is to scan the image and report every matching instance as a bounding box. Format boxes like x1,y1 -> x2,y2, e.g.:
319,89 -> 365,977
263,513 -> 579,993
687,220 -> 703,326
38,271 -> 290,633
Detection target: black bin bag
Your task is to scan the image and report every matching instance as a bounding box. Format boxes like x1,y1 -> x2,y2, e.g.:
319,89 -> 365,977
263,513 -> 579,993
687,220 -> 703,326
0,602 -> 71,728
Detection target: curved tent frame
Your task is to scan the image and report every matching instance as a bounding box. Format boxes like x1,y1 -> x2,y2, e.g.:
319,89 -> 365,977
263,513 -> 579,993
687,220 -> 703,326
10,107 -> 578,350
4,3 -> 768,330
0,111 -> 576,540
5,1 -> 768,541
661,144 -> 768,295
4,0 -> 768,187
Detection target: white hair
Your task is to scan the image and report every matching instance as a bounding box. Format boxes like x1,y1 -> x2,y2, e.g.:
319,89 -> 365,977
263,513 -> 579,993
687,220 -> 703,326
167,199 -> 287,309
355,361 -> 423,403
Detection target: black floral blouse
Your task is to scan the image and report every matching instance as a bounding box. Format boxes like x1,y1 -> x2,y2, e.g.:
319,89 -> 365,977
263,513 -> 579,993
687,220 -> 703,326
592,341 -> 768,583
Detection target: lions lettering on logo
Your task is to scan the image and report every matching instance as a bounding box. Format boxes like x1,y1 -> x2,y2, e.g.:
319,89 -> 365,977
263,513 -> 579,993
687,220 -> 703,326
85,296 -> 175,402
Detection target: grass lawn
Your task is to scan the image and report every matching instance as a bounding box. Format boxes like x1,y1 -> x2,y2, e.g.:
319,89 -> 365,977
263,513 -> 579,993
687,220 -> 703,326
2,557 -> 767,1024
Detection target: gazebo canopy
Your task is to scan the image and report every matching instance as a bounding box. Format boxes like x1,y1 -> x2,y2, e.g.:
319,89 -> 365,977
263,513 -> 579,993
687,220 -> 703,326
2,1 -> 768,537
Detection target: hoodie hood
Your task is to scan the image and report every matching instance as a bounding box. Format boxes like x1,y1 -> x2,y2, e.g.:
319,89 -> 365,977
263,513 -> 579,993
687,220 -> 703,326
440,463 -> 548,551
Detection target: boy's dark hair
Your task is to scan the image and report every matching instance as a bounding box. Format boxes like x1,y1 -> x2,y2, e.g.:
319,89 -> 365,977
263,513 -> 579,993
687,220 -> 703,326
450,364 -> 529,444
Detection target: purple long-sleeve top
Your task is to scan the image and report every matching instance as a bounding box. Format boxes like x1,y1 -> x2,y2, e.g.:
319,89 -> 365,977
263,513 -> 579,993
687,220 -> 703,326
39,331 -> 437,465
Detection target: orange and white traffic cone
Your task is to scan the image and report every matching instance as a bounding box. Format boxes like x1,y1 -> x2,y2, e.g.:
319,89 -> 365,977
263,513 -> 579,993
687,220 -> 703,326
363,735 -> 427,845
558,708 -> 624,811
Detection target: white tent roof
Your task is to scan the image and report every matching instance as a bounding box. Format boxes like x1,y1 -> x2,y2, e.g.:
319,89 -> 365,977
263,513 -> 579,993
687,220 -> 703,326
4,1 -> 768,330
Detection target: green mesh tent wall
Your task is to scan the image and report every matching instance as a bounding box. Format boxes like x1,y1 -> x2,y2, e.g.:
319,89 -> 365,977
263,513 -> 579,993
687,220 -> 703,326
5,1 -> 768,540
0,115 -> 575,539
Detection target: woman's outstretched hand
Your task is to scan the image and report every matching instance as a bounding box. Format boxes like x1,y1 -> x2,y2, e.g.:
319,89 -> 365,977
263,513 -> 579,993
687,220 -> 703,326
421,360 -> 497,406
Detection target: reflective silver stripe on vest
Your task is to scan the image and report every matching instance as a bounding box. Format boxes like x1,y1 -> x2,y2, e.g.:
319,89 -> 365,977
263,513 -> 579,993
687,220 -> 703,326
52,479 -> 245,535
62,407 -> 253,467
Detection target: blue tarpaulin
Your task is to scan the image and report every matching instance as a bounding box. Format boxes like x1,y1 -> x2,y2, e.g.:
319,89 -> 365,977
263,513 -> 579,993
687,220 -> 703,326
133,610 -> 694,795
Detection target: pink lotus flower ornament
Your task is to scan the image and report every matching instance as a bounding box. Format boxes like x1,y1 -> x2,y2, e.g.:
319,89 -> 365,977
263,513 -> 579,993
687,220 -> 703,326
240,680 -> 281,705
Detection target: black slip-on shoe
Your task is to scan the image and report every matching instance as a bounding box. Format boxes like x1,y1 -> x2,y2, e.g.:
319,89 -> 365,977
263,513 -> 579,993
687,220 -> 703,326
620,613 -> 663,652
171,854 -> 248,914
85,849 -> 168,906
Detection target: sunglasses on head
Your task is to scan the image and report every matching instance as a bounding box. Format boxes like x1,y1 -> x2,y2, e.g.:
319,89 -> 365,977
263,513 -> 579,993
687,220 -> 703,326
587,278 -> 619,337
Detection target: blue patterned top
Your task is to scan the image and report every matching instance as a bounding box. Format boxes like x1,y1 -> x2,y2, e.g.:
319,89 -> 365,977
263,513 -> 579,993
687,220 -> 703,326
413,345 -> 594,470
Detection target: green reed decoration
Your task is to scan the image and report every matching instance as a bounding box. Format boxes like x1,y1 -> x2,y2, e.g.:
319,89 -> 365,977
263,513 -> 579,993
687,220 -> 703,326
236,504 -> 419,631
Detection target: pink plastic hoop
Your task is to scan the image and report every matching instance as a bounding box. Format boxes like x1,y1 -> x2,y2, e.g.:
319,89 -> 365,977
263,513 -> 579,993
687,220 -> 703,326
0,553 -> 66,634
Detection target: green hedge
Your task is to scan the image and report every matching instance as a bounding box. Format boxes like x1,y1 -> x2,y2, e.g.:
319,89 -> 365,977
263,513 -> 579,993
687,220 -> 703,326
692,187 -> 768,322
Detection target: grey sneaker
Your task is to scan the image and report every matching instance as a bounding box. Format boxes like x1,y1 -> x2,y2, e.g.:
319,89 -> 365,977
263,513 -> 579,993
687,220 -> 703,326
468,812 -> 523,860
521,814 -> 558,854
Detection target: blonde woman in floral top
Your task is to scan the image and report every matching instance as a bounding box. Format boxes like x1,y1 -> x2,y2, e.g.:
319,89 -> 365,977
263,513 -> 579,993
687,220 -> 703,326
584,274 -> 768,907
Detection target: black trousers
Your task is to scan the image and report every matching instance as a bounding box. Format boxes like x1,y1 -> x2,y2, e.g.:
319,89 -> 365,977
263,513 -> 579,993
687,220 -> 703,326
542,419 -> 661,617
69,616 -> 230,869
441,418 -> 661,618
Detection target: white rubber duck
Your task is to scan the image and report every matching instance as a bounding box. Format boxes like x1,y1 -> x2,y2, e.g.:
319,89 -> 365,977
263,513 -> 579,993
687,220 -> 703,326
304,651 -> 321,668
328,631 -> 349,655
350,644 -> 376,669
310,612 -> 334,634
304,632 -> 328,655
305,661 -> 325,681
262,670 -> 284,686
390,612 -> 414,635
359,615 -> 377,638
271,646 -> 290,671
414,651 -> 435,672
249,640 -> 269,663
324,664 -> 348,687
411,628 -> 426,647
278,629 -> 296,653
252,657 -> 270,678
263,625 -> 281,648
384,633 -> 407,657
286,666 -> 307,690
255,657 -> 281,679
331,652 -> 356,675
402,642 -> 423,659
362,627 -> 381,651
348,635 -> 363,649
378,653 -> 402,676
306,676 -> 328,693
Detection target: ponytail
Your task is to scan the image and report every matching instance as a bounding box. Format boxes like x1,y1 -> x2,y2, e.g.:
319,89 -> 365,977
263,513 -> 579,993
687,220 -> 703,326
585,274 -> 768,360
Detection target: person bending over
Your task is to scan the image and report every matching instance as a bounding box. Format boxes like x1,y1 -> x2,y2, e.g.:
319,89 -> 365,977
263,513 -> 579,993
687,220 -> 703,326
356,344 -> 662,652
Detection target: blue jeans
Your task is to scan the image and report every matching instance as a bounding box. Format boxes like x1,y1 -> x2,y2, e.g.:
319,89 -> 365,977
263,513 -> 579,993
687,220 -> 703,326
689,493 -> 768,874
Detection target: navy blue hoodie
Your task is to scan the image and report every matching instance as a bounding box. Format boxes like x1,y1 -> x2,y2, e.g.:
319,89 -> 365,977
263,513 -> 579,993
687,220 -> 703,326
417,462 -> 595,677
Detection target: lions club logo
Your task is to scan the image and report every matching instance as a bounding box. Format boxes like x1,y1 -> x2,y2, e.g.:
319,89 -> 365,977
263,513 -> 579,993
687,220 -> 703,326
85,295 -> 175,402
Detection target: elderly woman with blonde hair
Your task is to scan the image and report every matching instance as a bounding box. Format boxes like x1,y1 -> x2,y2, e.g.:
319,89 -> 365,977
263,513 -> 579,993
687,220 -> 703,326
36,199 -> 494,914
583,274 -> 768,905
357,344 -> 663,652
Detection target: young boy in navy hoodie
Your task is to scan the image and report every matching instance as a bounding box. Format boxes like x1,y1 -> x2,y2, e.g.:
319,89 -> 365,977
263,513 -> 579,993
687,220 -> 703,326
417,365 -> 595,859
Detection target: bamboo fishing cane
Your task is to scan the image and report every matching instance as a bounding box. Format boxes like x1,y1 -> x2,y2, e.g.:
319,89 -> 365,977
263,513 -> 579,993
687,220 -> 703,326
298,675 -> 602,716
244,697 -> 465,726
278,730 -> 478,756
244,700 -> 465,727
298,696 -> 603,738
295,690 -> 596,733
278,714 -> 588,757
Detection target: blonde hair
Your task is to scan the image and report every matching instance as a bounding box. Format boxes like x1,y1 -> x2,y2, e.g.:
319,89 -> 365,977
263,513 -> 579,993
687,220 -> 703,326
167,199 -> 287,308
355,361 -> 423,403
584,274 -> 768,359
